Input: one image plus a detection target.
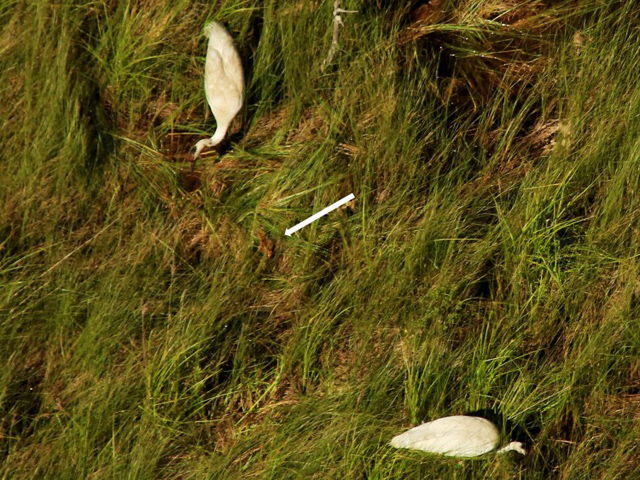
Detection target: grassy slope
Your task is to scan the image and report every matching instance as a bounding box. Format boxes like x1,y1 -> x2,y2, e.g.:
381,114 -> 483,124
1,0 -> 639,478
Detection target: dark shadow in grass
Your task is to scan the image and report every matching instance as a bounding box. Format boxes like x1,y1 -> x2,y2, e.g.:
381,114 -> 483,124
521,410 -> 572,477
465,408 -> 533,451
238,12 -> 264,118
177,167 -> 203,193
0,358 -> 44,461
80,79 -> 115,177
225,131 -> 245,149
467,259 -> 498,301
464,408 -> 574,476
75,11 -> 115,178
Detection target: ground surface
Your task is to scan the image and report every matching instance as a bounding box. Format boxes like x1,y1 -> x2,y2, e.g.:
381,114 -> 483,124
1,0 -> 639,478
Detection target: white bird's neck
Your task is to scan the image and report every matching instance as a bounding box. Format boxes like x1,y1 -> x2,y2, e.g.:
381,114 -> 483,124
210,122 -> 230,147
496,442 -> 526,455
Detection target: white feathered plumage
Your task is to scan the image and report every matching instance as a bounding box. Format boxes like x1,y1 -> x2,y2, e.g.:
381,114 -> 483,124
191,21 -> 244,161
390,415 -> 526,458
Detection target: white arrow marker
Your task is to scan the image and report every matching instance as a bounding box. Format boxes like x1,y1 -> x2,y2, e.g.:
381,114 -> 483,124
285,193 -> 355,236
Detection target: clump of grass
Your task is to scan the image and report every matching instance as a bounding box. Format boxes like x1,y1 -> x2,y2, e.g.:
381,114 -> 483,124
1,0 -> 639,479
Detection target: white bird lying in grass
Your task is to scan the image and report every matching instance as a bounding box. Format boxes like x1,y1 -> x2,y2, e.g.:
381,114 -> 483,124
190,21 -> 245,163
390,415 -> 526,458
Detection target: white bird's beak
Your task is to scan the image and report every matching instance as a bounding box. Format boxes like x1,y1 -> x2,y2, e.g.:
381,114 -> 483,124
190,143 -> 205,172
191,141 -> 206,163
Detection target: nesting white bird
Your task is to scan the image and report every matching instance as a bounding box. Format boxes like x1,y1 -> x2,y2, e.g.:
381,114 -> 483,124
390,415 -> 526,458
191,21 -> 245,162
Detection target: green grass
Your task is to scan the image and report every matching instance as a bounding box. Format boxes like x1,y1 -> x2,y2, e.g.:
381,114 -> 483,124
1,0 -> 639,478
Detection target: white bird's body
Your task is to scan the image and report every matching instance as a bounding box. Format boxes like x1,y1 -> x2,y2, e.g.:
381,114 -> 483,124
390,415 -> 526,458
191,21 -> 245,161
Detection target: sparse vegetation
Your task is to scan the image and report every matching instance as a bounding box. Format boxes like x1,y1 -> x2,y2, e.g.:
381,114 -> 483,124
1,0 -> 639,478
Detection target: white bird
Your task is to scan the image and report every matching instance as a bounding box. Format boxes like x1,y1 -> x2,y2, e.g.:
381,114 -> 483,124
191,21 -> 245,162
389,415 -> 526,458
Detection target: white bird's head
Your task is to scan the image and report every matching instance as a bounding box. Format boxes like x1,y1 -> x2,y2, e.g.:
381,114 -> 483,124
190,138 -> 213,162
497,441 -> 527,455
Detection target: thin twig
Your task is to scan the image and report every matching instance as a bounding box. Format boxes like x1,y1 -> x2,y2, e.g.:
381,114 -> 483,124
321,0 -> 357,71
